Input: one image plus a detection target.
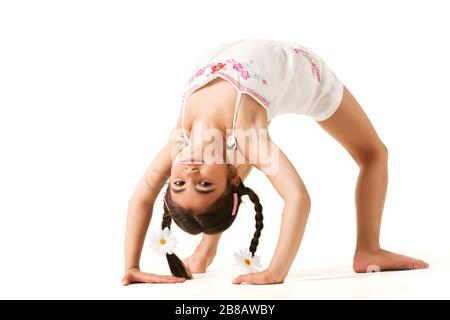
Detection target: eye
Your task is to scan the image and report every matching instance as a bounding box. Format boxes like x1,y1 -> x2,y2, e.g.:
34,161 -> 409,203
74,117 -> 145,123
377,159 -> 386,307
174,181 -> 185,186
199,181 -> 212,187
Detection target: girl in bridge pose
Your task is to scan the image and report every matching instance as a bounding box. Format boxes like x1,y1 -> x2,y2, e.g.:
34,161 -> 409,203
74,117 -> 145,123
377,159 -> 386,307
123,39 -> 428,285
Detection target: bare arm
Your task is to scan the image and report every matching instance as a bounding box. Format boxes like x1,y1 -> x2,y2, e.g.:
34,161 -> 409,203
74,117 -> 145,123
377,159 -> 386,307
233,132 -> 311,284
124,140 -> 173,271
263,145 -> 311,279
122,119 -> 187,285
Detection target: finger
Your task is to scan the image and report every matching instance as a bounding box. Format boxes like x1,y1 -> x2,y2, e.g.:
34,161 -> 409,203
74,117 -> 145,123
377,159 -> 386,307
162,275 -> 187,282
155,277 -> 186,284
140,274 -> 185,284
232,274 -> 253,285
155,274 -> 187,282
125,271 -> 186,284
129,271 -> 161,284
159,274 -> 187,280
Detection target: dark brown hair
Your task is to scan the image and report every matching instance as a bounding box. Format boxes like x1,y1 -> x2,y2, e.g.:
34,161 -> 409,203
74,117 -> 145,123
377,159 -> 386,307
161,166 -> 263,279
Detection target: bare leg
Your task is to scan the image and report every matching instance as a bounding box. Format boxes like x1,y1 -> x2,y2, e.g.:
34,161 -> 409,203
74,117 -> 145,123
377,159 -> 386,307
317,85 -> 428,272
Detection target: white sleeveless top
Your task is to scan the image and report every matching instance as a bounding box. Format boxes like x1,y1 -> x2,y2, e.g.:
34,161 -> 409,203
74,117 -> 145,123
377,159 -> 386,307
179,38 -> 344,150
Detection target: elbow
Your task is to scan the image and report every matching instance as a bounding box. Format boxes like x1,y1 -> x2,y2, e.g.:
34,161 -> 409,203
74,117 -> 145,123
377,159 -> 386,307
298,191 -> 311,209
286,187 -> 310,202
285,189 -> 311,211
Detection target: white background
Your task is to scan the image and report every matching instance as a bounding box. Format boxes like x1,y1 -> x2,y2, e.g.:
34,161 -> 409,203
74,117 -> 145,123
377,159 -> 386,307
1,0 -> 449,299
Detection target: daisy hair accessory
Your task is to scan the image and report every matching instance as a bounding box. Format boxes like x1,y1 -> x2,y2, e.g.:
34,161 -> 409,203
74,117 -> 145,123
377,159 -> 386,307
149,191 -> 178,255
234,248 -> 262,273
149,226 -> 178,255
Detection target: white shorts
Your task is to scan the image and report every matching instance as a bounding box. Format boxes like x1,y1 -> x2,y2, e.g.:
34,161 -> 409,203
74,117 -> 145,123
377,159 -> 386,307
182,38 -> 344,121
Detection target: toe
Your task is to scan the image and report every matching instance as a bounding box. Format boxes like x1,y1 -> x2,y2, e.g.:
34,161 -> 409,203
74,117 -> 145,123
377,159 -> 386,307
419,260 -> 429,269
412,259 -> 427,269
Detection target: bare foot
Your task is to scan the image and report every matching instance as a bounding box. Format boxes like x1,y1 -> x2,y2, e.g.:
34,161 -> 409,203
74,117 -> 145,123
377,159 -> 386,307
182,251 -> 216,274
353,248 -> 429,273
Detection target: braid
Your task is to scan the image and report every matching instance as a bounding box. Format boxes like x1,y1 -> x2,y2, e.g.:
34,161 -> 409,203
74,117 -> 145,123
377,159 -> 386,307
161,197 -> 172,230
161,190 -> 192,279
242,185 -> 264,257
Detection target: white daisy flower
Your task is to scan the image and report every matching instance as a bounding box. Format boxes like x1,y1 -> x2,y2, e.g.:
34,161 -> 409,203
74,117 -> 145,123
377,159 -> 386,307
233,248 -> 262,273
149,227 -> 178,255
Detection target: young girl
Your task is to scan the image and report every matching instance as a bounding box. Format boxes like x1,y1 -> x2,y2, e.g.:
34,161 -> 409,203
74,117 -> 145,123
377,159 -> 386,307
122,39 -> 428,285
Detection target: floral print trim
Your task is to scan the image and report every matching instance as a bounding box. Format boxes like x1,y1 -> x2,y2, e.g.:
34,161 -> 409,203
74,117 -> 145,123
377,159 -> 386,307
187,58 -> 269,86
212,72 -> 271,108
293,48 -> 321,82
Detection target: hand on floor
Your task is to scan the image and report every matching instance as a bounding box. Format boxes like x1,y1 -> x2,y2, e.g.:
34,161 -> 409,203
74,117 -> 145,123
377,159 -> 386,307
232,269 -> 284,285
122,268 -> 186,285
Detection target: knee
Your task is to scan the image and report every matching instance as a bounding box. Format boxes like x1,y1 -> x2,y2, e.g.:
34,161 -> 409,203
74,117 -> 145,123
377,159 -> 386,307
353,143 -> 388,166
